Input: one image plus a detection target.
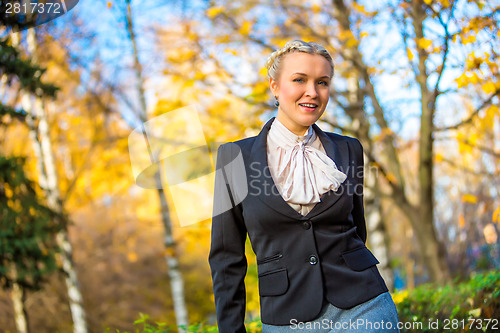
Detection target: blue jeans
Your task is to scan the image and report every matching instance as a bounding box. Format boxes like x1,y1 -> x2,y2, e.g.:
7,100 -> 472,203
262,292 -> 400,332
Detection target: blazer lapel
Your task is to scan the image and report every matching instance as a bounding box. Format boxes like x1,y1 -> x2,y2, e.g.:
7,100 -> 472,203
248,117 -> 350,220
306,122 -> 350,218
248,117 -> 298,218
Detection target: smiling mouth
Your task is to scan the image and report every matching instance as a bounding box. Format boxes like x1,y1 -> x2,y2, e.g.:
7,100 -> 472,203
299,103 -> 318,111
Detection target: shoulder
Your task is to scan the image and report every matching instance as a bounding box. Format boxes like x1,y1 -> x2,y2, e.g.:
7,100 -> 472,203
215,136 -> 256,163
218,135 -> 256,152
322,131 -> 364,166
324,132 -> 363,151
232,136 -> 256,147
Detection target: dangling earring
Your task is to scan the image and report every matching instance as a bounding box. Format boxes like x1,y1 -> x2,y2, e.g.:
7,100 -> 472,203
274,96 -> 279,108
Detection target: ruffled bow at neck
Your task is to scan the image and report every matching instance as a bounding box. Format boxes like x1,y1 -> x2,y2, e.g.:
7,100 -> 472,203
267,118 -> 347,205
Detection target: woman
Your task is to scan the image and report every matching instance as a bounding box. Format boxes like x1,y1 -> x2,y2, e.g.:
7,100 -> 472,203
209,40 -> 400,332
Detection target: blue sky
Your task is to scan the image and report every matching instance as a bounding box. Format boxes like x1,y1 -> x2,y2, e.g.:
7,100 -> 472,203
18,0 -> 496,145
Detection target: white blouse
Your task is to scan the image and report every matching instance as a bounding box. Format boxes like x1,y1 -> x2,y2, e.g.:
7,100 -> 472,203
266,118 -> 347,216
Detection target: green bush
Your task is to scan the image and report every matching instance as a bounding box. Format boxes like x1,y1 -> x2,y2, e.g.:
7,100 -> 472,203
104,313 -> 261,333
395,270 -> 500,332
109,270 -> 499,333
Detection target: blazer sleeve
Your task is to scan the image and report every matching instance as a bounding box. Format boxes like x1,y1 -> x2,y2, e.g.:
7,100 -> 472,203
349,138 -> 367,244
208,143 -> 248,333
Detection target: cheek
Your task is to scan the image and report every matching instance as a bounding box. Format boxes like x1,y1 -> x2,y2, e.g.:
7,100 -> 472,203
320,88 -> 330,102
279,83 -> 301,102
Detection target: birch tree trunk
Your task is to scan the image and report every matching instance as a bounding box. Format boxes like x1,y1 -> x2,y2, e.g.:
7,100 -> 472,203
12,29 -> 89,333
124,0 -> 189,329
0,55 -> 30,333
10,265 -> 29,333
155,169 -> 189,330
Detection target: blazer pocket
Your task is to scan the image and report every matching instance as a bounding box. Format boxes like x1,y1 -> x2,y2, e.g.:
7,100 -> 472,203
342,246 -> 380,271
257,252 -> 283,264
258,268 -> 289,296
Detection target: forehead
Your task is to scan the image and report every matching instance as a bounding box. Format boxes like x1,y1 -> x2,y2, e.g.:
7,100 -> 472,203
280,52 -> 331,77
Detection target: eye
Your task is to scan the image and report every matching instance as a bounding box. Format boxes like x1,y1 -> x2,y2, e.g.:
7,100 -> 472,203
318,81 -> 329,86
293,78 -> 304,82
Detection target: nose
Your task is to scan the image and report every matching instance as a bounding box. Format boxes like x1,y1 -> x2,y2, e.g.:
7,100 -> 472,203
305,82 -> 318,98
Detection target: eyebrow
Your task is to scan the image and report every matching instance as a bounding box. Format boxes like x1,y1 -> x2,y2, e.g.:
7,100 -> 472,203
292,72 -> 330,79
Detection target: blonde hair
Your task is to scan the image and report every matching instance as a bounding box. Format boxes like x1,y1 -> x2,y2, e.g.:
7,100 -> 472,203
265,40 -> 334,81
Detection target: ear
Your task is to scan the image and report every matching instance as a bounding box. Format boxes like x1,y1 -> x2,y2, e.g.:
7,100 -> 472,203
269,77 -> 278,97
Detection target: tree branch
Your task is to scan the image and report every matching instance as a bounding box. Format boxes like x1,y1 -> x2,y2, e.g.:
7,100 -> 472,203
435,136 -> 500,158
435,89 -> 500,131
441,157 -> 499,178
429,3 -> 454,109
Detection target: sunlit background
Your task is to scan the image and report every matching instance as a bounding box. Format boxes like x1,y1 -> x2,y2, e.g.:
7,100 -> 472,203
0,0 -> 499,332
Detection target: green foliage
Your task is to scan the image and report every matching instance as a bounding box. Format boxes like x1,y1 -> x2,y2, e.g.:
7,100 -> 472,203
0,35 -> 59,125
104,313 -> 262,333
113,271 -> 499,333
395,270 -> 500,332
0,155 -> 62,290
0,103 -> 27,124
0,37 -> 59,99
0,30 -> 63,291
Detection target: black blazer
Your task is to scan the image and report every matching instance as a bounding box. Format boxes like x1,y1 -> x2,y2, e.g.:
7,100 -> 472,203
209,117 -> 388,332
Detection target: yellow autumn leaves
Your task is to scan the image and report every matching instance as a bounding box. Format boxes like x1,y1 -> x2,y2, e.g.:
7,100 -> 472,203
206,6 -> 253,36
454,51 -> 499,103
459,194 -> 500,226
206,6 -> 224,19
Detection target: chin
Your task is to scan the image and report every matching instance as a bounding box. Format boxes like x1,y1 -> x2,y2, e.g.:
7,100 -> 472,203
295,113 -> 322,126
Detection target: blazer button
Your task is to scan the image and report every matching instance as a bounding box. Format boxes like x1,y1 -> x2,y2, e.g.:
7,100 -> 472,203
302,221 -> 311,230
309,255 -> 318,265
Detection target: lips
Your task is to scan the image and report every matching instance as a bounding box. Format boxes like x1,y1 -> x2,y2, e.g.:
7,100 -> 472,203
299,102 -> 318,112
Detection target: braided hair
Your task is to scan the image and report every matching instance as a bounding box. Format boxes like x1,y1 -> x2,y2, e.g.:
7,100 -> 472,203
265,40 -> 334,81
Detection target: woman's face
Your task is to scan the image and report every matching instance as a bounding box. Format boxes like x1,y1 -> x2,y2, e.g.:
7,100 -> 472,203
270,52 -> 332,135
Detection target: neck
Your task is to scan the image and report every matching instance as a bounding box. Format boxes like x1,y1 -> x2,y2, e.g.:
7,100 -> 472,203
275,114 -> 310,136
